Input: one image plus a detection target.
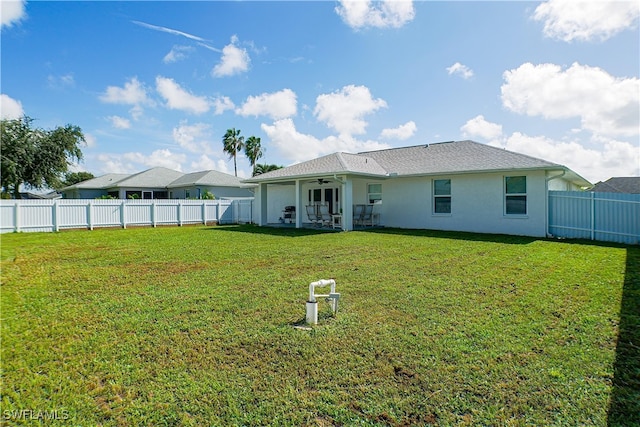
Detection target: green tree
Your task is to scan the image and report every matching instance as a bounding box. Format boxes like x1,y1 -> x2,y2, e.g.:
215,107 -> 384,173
1,116 -> 85,198
222,128 -> 245,177
59,171 -> 95,189
244,136 -> 264,176
253,163 -> 283,176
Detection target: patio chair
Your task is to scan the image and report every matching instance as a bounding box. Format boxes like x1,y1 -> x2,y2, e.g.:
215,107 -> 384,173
318,204 -> 332,227
306,205 -> 321,227
360,204 -> 375,227
353,204 -> 365,226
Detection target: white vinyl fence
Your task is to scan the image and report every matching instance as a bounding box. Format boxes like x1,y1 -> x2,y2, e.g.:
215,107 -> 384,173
0,199 -> 254,233
548,191 -> 639,245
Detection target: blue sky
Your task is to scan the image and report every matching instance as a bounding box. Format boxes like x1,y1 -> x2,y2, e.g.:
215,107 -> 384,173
1,0 -> 639,183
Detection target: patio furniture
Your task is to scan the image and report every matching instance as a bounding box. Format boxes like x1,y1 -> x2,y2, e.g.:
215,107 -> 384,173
353,204 -> 365,226
360,204 -> 375,226
306,205 -> 321,227
331,214 -> 342,229
319,204 -> 332,227
282,205 -> 296,223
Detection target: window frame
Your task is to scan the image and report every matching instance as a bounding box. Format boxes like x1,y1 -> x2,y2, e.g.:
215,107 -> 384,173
433,179 -> 452,215
504,175 -> 527,216
367,183 -> 382,204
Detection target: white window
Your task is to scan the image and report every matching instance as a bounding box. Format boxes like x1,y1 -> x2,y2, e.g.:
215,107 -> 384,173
505,176 -> 527,215
433,179 -> 451,214
368,183 -> 382,204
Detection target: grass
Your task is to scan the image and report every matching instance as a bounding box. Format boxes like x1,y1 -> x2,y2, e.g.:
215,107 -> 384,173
0,225 -> 637,426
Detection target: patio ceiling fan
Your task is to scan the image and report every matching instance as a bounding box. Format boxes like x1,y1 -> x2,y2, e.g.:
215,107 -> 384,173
309,178 -> 331,185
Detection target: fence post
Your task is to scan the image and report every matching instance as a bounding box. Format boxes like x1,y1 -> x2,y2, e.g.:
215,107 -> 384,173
590,192 -> 595,241
202,201 -> 207,225
178,200 -> 182,226
152,201 -> 156,227
14,202 -> 20,232
87,200 -> 93,230
53,200 -> 59,232
121,200 -> 127,229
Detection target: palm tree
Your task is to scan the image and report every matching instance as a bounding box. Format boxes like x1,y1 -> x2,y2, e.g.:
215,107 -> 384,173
222,128 -> 245,177
244,136 -> 264,176
253,163 -> 283,176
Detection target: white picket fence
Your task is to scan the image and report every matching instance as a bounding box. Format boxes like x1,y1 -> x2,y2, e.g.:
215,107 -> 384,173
0,199 -> 254,233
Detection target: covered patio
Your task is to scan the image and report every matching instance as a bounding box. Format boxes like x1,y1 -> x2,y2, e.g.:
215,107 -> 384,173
251,177 -> 382,232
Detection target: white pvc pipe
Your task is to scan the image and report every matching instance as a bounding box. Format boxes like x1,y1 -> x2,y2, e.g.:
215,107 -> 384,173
309,279 -> 335,302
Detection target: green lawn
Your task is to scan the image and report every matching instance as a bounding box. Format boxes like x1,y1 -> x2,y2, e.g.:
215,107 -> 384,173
1,225 -> 637,426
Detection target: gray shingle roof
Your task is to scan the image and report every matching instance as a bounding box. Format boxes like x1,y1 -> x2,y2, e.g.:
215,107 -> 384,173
168,170 -> 249,188
245,140 -> 589,185
244,152 -> 388,181
361,140 -> 561,175
63,167 -> 251,191
115,167 -> 184,188
62,173 -> 131,190
591,177 -> 640,194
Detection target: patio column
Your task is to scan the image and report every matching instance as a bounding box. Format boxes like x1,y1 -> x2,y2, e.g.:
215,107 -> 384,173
258,183 -> 268,226
342,179 -> 353,231
295,179 -> 302,228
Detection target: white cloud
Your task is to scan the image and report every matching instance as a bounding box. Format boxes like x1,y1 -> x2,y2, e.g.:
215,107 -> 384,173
0,93 -> 23,119
380,121 -> 416,140
84,133 -> 97,148
155,76 -> 210,114
108,115 -> 131,129
94,153 -> 137,174
314,85 -> 387,136
163,45 -> 194,63
336,0 -> 415,29
212,35 -> 250,77
129,105 -> 144,121
47,73 -> 75,90
172,121 -> 213,154
446,62 -> 474,79
533,0 -> 640,42
213,96 -> 235,115
262,118 -> 389,164
123,149 -> 186,171
236,88 -> 297,120
461,115 -> 503,141
1,0 -> 26,29
501,62 -> 639,137
100,77 -> 150,105
489,132 -> 639,184
190,154 -> 233,175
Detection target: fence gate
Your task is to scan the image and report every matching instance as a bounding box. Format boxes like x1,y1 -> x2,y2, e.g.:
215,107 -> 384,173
548,191 -> 639,245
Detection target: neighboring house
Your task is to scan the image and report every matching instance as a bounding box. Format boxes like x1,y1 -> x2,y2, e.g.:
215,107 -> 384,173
591,177 -> 640,194
61,167 -> 255,199
18,190 -> 62,199
243,140 -> 591,237
167,170 -> 255,199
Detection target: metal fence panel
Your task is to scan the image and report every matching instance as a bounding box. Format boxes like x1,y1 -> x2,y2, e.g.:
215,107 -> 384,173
549,191 -> 639,245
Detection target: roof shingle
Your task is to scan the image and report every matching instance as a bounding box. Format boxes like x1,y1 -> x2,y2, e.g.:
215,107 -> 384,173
245,140 -> 588,184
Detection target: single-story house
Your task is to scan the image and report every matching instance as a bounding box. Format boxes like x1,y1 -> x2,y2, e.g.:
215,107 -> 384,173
243,140 -> 591,237
62,167 -> 255,199
591,177 -> 640,194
